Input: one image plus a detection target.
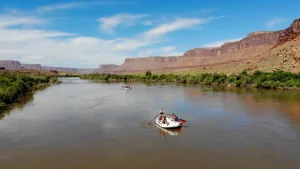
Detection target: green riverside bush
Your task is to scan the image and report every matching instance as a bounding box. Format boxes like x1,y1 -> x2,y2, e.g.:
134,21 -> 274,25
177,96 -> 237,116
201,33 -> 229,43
0,72 -> 60,110
80,70 -> 300,90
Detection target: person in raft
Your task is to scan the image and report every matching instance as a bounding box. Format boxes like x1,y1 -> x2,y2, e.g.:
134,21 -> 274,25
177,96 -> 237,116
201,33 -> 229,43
162,116 -> 169,125
158,108 -> 164,121
171,113 -> 179,122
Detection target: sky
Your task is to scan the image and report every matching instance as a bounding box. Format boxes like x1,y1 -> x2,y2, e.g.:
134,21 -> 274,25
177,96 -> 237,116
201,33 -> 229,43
0,0 -> 299,68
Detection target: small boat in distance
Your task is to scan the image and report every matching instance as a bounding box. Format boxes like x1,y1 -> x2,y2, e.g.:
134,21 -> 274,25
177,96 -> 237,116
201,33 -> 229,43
122,85 -> 132,90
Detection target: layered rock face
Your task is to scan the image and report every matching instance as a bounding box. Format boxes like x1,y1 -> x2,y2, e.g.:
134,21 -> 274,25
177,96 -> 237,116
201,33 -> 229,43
0,60 -> 23,70
94,64 -> 119,73
42,66 -> 96,74
183,31 -> 280,58
42,66 -> 79,73
21,64 -> 42,70
275,19 -> 300,47
0,61 -> 96,74
79,69 -> 97,74
114,18 -> 300,74
114,57 -> 178,73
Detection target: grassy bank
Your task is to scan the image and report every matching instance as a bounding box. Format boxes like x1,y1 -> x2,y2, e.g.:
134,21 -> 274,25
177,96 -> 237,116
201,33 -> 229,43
0,71 -> 61,110
80,70 -> 300,90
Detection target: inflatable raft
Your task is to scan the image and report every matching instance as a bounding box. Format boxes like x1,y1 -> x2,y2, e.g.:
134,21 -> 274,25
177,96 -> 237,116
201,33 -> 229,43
155,116 -> 182,129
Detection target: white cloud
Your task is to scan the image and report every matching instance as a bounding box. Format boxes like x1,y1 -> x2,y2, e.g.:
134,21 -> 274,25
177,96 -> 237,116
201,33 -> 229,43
143,17 -> 213,39
0,14 -> 157,68
36,2 -> 135,13
0,29 -> 73,42
0,13 -> 220,68
265,18 -> 286,28
203,38 -> 242,47
161,46 -> 176,52
37,2 -> 83,13
0,15 -> 46,28
200,8 -> 216,14
98,13 -> 148,34
142,20 -> 154,26
138,46 -> 182,57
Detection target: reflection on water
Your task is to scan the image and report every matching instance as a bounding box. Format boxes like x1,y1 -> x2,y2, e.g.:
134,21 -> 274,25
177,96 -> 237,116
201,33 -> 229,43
157,126 -> 185,138
1,78 -> 300,169
183,86 -> 300,127
0,93 -> 34,120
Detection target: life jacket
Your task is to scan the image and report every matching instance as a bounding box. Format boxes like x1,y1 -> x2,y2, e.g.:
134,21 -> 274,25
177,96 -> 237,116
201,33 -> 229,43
174,116 -> 179,121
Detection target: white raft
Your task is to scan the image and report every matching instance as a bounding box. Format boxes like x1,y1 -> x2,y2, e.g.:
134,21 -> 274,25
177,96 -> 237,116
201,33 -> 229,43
155,116 -> 182,129
122,86 -> 131,90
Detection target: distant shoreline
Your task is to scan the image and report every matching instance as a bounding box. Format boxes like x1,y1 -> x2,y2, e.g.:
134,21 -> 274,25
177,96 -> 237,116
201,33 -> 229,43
79,70 -> 300,90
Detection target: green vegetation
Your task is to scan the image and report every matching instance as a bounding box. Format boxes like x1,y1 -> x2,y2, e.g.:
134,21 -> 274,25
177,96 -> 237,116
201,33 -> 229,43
0,71 -> 61,110
80,70 -> 300,90
145,71 -> 152,76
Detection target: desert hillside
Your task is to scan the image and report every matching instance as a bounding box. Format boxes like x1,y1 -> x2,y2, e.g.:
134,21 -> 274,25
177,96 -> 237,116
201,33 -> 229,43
113,18 -> 300,74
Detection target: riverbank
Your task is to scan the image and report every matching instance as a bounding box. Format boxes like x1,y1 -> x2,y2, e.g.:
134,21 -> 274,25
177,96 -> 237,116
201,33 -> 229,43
0,71 -> 61,111
80,70 -> 300,90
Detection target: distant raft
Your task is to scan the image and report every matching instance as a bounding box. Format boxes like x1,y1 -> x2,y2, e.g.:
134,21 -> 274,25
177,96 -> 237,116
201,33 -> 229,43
122,86 -> 132,90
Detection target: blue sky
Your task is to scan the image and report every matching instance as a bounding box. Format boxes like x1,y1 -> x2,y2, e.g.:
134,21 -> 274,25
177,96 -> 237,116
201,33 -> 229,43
0,0 -> 299,68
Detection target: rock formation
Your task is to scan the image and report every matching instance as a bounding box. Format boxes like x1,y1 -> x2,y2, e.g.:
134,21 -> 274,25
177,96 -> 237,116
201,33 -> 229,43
0,61 -> 96,74
0,60 -> 23,70
21,64 -> 42,70
114,18 -> 300,74
42,66 -> 96,74
94,64 -> 119,73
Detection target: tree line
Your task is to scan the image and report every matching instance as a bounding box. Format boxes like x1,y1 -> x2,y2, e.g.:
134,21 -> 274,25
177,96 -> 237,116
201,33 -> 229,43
0,71 -> 60,110
80,70 -> 300,89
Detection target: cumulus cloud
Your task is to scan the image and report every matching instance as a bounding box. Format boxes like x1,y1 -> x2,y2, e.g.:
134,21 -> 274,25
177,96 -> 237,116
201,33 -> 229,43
0,14 -> 157,67
203,38 -> 242,47
98,13 -> 148,34
265,18 -> 286,28
0,12 -> 219,68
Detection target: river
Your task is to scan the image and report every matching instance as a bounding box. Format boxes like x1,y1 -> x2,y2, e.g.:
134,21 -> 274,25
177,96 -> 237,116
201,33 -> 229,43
1,77 -> 300,169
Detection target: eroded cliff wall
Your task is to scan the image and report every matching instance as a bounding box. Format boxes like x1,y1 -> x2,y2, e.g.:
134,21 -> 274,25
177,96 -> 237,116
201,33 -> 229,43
21,64 -> 42,70
94,64 -> 119,73
41,66 -> 96,74
0,60 -> 23,70
114,18 -> 300,74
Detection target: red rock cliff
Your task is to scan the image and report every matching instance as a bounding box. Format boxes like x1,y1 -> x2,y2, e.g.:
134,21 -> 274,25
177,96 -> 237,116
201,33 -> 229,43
183,31 -> 280,57
114,18 -> 300,73
114,57 -> 180,72
94,64 -> 119,73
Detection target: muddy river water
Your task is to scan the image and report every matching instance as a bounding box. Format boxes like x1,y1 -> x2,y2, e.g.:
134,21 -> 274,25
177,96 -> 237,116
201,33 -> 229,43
1,77 -> 300,169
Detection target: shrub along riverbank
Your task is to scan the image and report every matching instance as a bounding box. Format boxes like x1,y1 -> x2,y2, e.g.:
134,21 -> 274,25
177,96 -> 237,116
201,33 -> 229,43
80,70 -> 300,90
0,71 -> 61,110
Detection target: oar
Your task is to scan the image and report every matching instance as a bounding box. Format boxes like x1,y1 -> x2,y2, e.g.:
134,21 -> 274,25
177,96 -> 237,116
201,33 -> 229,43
148,113 -> 161,124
